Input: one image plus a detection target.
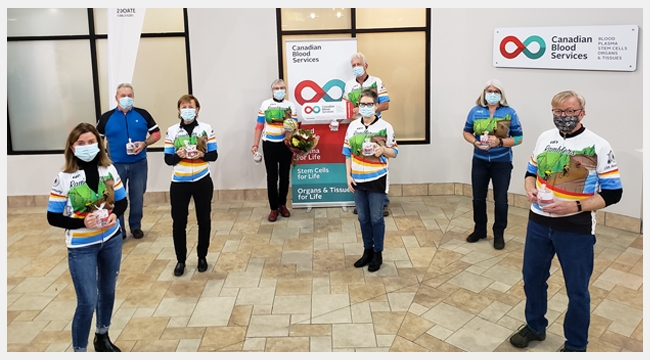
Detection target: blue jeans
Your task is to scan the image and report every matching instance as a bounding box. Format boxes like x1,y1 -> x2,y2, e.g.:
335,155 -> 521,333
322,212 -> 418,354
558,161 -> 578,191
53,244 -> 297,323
471,157 -> 512,236
114,158 -> 148,234
383,194 -> 390,207
68,232 -> 123,351
522,220 -> 595,351
354,189 -> 386,252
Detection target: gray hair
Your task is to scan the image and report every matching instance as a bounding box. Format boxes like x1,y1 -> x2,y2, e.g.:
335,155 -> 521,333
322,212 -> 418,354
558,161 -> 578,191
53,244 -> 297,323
116,83 -> 134,95
270,79 -> 286,89
475,78 -> 509,107
351,52 -> 367,65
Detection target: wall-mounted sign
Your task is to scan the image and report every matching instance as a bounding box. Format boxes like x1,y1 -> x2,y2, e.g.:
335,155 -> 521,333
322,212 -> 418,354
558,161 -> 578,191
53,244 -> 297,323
493,25 -> 638,72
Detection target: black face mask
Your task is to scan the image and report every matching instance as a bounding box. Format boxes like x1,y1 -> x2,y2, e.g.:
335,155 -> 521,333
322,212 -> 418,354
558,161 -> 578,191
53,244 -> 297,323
553,115 -> 579,133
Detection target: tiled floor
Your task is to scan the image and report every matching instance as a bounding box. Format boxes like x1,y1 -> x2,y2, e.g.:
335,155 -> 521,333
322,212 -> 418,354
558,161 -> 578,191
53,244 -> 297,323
6,195 -> 643,352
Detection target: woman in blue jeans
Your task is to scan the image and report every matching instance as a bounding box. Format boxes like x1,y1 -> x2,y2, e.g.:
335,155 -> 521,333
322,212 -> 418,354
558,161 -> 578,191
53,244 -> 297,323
343,89 -> 398,272
462,79 -> 523,250
47,123 -> 127,352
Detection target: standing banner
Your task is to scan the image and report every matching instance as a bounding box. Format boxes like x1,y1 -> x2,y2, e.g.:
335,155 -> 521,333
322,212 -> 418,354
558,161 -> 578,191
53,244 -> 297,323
107,8 -> 146,108
285,38 -> 357,209
493,25 -> 639,72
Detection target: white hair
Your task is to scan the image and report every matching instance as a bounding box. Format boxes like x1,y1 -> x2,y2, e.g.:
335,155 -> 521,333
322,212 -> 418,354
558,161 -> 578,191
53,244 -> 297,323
351,52 -> 367,65
475,78 -> 509,107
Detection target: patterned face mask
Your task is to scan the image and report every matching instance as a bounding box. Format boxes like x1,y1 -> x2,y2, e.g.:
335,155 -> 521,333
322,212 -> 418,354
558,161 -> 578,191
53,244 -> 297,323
553,115 -> 579,133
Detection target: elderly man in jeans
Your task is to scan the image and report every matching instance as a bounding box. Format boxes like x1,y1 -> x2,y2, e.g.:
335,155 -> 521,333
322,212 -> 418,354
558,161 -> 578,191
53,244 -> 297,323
509,90 -> 623,352
97,83 -> 161,239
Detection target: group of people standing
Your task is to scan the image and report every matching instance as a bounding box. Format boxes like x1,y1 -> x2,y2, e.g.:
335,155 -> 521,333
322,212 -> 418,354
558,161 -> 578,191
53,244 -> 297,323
46,51 -> 623,353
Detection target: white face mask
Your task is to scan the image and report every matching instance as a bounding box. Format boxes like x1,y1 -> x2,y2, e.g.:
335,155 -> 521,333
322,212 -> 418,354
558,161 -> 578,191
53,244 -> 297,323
352,66 -> 365,77
74,143 -> 100,162
359,105 -> 376,118
180,108 -> 196,121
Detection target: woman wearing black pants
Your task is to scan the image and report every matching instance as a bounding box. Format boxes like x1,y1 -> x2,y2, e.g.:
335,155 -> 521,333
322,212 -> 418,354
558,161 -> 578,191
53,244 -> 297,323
251,79 -> 299,222
164,94 -> 219,276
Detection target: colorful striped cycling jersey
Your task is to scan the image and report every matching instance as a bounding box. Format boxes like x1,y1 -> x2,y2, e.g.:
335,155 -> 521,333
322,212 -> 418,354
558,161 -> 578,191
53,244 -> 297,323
164,121 -> 218,182
527,127 -> 622,220
463,105 -> 523,162
342,117 -> 398,183
343,75 -> 390,118
257,98 -> 298,142
47,165 -> 127,248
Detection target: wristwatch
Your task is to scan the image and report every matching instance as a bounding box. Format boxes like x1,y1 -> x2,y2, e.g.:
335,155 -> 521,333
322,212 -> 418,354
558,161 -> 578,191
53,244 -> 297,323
498,138 -> 504,147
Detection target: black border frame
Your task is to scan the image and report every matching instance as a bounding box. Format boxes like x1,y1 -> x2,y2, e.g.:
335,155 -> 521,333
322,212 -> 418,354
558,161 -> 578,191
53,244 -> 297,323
276,8 -> 431,145
6,8 -> 193,155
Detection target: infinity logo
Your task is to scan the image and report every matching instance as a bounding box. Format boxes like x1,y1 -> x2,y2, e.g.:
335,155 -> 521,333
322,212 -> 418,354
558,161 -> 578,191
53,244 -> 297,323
304,105 -> 321,114
294,79 -> 345,105
499,35 -> 546,60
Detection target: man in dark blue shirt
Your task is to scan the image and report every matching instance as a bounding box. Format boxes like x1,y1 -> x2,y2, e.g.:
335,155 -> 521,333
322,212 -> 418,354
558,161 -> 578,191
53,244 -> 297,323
97,83 -> 161,239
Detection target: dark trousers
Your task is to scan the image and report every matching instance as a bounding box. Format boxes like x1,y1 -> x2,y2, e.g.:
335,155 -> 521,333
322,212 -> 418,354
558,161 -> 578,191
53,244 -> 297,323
523,221 -> 595,351
170,176 -> 213,262
262,140 -> 293,210
471,157 -> 512,236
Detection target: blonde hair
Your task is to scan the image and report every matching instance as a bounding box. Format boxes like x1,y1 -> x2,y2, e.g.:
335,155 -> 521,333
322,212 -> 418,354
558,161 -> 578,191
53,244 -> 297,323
551,90 -> 586,109
63,123 -> 111,173
475,79 -> 509,107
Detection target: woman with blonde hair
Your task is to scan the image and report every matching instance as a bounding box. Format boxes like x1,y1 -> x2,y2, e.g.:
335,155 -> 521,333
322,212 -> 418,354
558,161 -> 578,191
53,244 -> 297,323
47,122 -> 128,352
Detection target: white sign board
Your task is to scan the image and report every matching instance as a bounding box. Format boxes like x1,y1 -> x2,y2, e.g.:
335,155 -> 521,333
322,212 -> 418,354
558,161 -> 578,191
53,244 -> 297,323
285,38 -> 357,123
493,25 -> 638,72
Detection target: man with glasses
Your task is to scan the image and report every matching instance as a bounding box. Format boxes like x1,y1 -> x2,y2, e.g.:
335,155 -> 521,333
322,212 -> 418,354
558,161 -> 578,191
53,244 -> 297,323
343,52 -> 391,217
509,90 -> 623,352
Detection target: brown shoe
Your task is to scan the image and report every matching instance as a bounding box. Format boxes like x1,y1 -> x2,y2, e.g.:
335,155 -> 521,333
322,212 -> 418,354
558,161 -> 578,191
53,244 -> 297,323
268,210 -> 279,222
278,205 -> 291,217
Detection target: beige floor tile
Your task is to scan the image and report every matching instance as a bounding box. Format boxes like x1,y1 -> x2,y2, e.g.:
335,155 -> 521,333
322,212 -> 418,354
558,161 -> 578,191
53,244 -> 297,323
187,296 -> 236,327
332,323 -> 377,348
246,314 -> 291,337
6,195 -> 642,352
446,316 -> 512,352
421,302 -> 475,332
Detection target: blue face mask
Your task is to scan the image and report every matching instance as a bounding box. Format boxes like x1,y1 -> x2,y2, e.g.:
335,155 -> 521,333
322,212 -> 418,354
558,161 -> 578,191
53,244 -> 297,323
485,93 -> 501,105
74,143 -> 100,162
180,108 -> 196,121
359,105 -> 376,118
273,89 -> 286,100
119,96 -> 134,109
352,66 -> 365,77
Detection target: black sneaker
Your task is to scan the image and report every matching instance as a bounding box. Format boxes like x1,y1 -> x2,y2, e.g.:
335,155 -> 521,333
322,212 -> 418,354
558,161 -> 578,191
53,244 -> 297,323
132,229 -> 144,239
173,262 -> 185,277
466,231 -> 487,243
353,208 -> 358,214
383,205 -> 389,217
559,347 -> 585,352
509,324 -> 546,348
494,234 -> 505,250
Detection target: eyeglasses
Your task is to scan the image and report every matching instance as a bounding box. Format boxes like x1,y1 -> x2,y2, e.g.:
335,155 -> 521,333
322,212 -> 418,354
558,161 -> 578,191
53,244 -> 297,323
552,109 -> 583,116
359,102 -> 375,107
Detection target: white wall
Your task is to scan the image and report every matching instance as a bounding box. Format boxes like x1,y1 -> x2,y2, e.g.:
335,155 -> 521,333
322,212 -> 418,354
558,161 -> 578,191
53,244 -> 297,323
7,8 -> 643,219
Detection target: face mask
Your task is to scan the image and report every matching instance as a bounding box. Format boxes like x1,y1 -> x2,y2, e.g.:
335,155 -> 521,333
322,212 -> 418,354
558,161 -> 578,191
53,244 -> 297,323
119,96 -> 134,109
553,115 -> 580,133
352,66 -> 365,77
180,108 -> 196,121
485,93 -> 501,105
359,105 -> 376,118
74,143 -> 100,162
273,89 -> 286,100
